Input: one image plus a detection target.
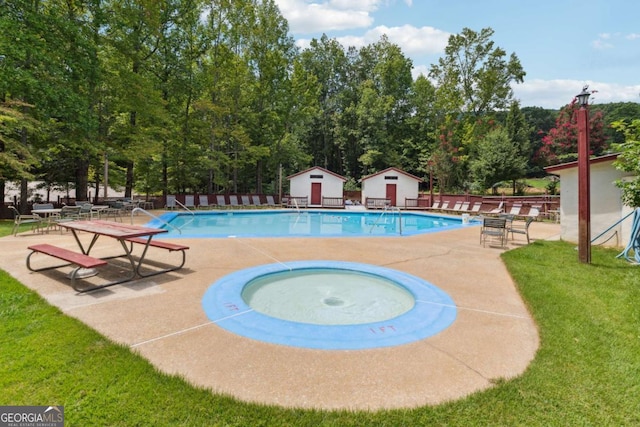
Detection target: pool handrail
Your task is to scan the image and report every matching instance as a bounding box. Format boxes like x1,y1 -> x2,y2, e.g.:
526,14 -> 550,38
130,207 -> 182,234
369,205 -> 402,235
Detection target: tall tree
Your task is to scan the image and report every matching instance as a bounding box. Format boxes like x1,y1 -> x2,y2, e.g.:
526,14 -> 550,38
428,27 -> 525,190
505,100 -> 532,191
536,99 -> 608,166
470,127 -> 527,193
429,27 -> 525,118
612,119 -> 640,207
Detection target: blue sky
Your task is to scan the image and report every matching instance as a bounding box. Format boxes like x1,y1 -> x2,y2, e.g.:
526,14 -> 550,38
275,0 -> 640,108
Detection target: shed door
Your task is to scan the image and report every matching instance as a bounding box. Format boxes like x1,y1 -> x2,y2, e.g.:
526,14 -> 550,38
311,182 -> 322,205
386,183 -> 397,206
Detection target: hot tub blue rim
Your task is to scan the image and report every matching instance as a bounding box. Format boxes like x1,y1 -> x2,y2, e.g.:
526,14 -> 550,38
202,260 -> 457,350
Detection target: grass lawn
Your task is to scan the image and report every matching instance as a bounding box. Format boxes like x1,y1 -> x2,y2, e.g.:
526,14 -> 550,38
1,221 -> 639,426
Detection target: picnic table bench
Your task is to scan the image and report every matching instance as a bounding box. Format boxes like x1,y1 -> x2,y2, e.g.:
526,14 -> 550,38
124,237 -> 189,277
27,244 -> 108,291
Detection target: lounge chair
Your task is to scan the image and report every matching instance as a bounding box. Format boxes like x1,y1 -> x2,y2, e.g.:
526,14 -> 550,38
265,195 -> 277,207
166,195 -> 176,210
525,205 -> 541,219
229,195 -> 240,208
459,201 -> 470,212
480,216 -> 508,247
508,203 -> 523,216
508,216 -> 535,243
439,201 -> 450,211
483,201 -> 504,215
240,195 -> 251,207
9,205 -> 42,236
449,201 -> 463,212
251,195 -> 263,207
216,195 -> 227,208
198,195 -> 211,209
184,195 -> 196,210
469,202 -> 482,213
425,200 -> 441,210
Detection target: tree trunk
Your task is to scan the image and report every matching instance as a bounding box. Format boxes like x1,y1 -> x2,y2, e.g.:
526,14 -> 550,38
125,161 -> 134,198
75,159 -> 89,201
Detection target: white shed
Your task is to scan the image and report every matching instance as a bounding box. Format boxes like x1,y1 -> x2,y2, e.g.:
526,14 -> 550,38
360,167 -> 422,208
287,167 -> 347,207
545,154 -> 634,247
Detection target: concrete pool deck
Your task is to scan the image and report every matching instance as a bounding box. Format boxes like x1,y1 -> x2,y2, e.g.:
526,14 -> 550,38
1,213 -> 561,410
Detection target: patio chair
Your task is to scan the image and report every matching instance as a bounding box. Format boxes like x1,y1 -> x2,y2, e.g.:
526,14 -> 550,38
198,195 -> 212,209
166,195 -> 176,210
480,216 -> 508,247
9,205 -> 42,236
508,216 -> 535,243
216,195 -> 227,208
33,203 -> 55,211
184,195 -> 196,210
459,201 -> 470,212
240,195 -> 251,207
77,202 -> 93,218
439,201 -> 450,211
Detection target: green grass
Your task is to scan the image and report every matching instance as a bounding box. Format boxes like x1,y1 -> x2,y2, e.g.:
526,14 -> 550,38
2,219 -> 640,425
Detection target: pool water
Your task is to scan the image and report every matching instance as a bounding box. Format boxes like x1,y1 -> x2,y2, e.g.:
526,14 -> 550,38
241,268 -> 415,325
149,210 -> 467,238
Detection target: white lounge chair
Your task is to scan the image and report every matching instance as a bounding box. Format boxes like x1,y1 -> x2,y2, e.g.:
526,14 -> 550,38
229,195 -> 240,208
251,195 -> 263,207
166,195 -> 176,210
265,195 -> 277,207
216,195 -> 227,208
198,195 -> 211,209
184,195 -> 196,210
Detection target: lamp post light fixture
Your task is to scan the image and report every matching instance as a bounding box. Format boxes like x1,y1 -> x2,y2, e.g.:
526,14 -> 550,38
576,85 -> 591,263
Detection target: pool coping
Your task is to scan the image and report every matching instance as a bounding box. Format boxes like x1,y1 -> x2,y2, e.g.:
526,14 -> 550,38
0,212 -> 562,410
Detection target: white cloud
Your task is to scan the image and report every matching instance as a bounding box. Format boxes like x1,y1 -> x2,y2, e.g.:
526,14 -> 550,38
365,25 -> 450,55
512,79 -> 640,108
592,39 -> 614,49
295,24 -> 450,59
626,33 -> 640,40
275,0 -> 380,34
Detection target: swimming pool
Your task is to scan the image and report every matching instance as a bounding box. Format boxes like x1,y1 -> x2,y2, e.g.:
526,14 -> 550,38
147,209 -> 470,238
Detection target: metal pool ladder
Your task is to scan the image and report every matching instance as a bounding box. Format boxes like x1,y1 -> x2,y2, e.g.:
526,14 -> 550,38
369,205 -> 402,235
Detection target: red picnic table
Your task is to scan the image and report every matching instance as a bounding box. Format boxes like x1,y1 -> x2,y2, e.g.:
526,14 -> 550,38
26,220 -> 189,292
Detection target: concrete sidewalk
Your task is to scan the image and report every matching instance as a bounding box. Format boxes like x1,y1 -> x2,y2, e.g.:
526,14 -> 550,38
0,215 -> 560,410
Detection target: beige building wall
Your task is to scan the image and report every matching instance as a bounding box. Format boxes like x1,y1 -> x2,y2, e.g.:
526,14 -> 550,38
552,158 -> 633,247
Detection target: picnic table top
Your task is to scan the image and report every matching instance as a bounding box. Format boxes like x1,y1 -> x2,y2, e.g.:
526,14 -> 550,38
58,220 -> 167,239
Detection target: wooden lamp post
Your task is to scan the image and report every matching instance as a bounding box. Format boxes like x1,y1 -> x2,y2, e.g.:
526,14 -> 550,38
576,86 -> 591,263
